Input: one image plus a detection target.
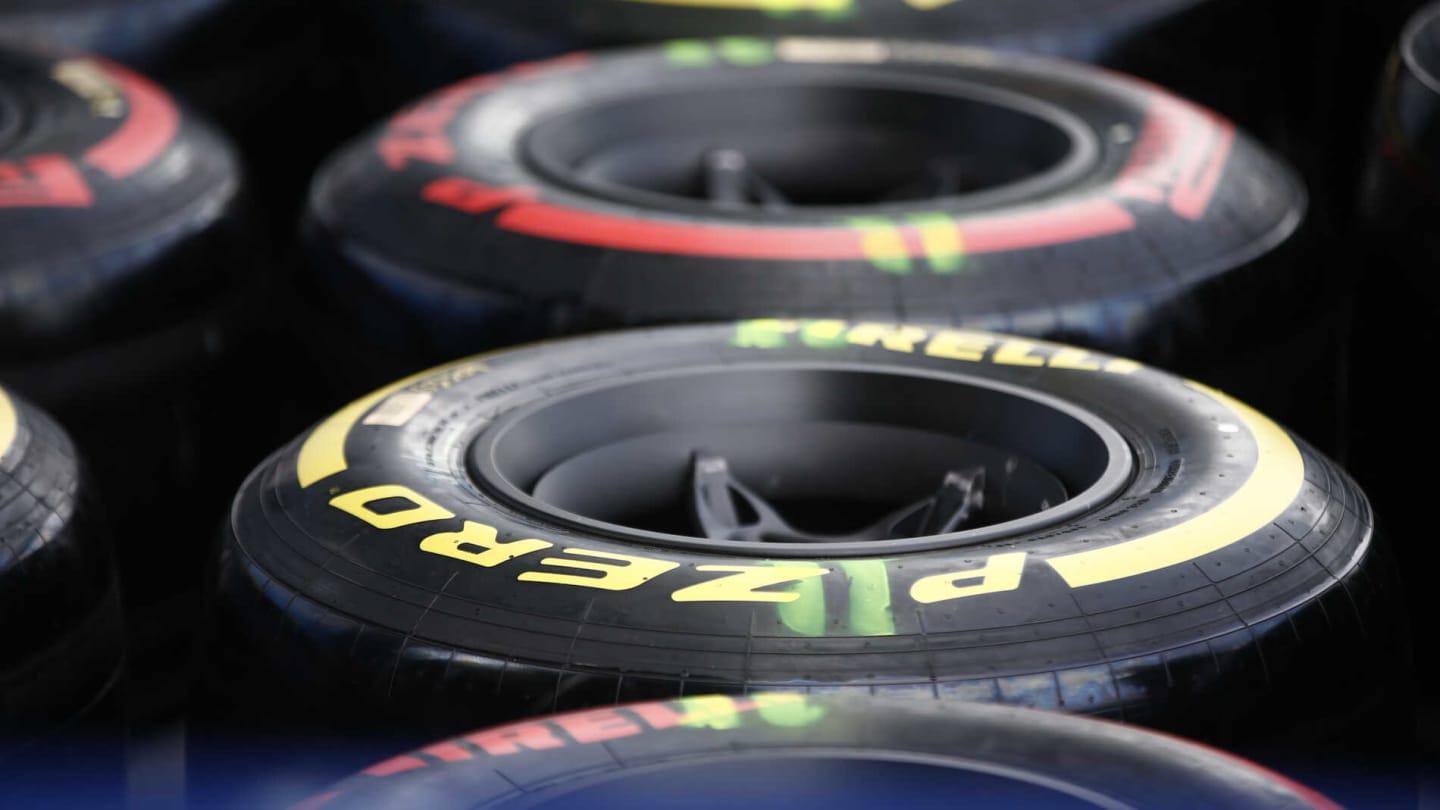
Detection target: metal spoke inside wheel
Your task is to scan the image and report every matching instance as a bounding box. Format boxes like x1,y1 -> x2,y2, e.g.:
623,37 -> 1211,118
703,149 -> 790,210
689,452 -> 988,544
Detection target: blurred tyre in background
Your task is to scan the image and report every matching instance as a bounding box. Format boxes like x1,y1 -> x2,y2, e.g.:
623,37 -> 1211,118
291,695 -> 1340,810
0,385 -> 126,807
0,0 -> 376,236
356,0 -> 1319,156
0,44 -> 275,723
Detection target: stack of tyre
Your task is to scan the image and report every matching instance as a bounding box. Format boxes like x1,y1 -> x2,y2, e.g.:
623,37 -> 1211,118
0,1 -> 1426,807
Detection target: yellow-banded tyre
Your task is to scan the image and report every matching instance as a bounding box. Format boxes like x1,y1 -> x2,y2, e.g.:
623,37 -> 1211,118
357,0 -> 1313,149
302,695 -> 1340,810
359,0 -> 1214,83
0,386 -> 125,796
201,322 -> 1404,760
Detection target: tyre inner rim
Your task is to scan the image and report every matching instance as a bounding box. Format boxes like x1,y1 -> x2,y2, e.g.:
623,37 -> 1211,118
470,367 -> 1134,557
0,81 -> 19,156
521,79 -> 1097,218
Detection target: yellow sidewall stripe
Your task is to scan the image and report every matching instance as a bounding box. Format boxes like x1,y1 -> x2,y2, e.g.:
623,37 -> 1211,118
0,389 -> 15,462
298,366 -> 461,489
300,344 -> 1306,600
1048,381 -> 1305,588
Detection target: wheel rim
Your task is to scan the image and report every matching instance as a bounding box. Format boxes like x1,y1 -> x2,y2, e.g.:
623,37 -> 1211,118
0,75 -> 21,156
469,365 -> 1134,557
520,75 -> 1100,220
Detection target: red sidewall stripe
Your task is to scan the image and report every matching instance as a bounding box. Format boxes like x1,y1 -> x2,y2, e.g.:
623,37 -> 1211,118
0,153 -> 94,208
492,194 -> 1140,260
0,60 -> 180,210
395,66 -> 1237,262
82,60 -> 180,180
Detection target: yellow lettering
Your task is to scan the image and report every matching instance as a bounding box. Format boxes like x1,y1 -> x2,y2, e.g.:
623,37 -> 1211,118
924,329 -> 996,362
420,521 -> 552,568
909,552 -> 1028,604
1048,348 -> 1103,371
1104,358 -> 1142,375
799,320 -> 849,348
671,565 -> 830,603
679,696 -> 744,730
330,485 -> 455,529
733,319 -> 800,348
993,340 -> 1046,367
518,549 -> 680,591
754,693 -> 828,727
845,323 -> 930,354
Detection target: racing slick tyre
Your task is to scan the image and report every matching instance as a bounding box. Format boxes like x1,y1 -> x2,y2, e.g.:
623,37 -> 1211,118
0,0 -> 373,239
355,0 -> 1225,90
199,323 -> 1405,767
0,44 -> 270,720
295,695 -> 1340,810
303,39 -> 1339,451
0,385 -> 126,801
356,0 -> 1315,153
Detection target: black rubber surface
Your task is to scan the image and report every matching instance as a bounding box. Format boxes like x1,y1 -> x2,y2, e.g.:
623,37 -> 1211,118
0,42 -> 253,527
201,323 -> 1405,760
0,43 -> 269,726
0,45 -> 245,356
0,385 -> 123,751
305,39 -> 1341,449
306,695 -> 1338,810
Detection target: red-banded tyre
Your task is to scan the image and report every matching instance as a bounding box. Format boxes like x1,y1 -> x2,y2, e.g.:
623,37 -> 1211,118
294,695 -> 1339,810
201,322 -> 1404,763
0,43 -> 263,716
305,39 -> 1339,449
0,1 -> 371,237
0,385 -> 126,799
